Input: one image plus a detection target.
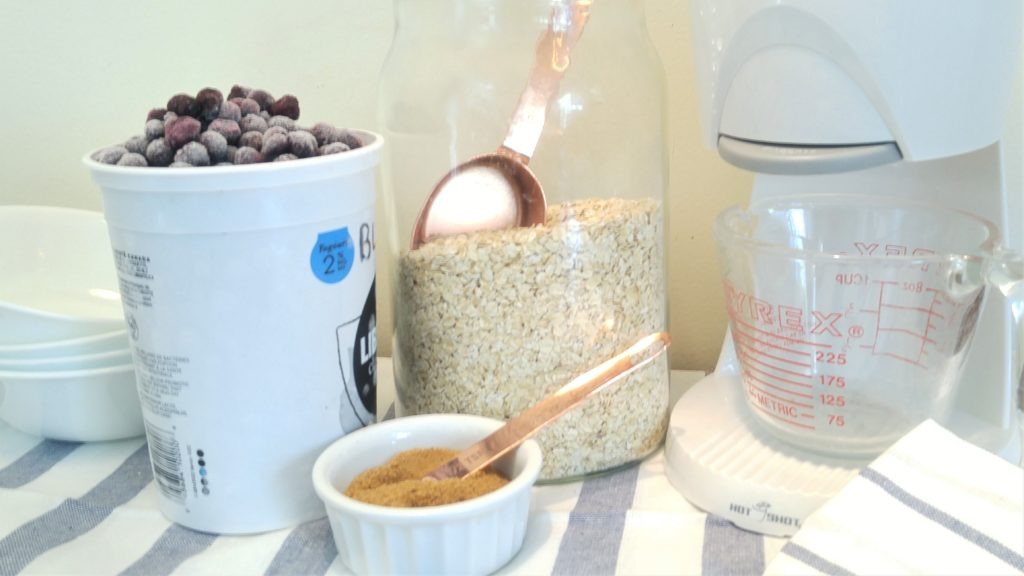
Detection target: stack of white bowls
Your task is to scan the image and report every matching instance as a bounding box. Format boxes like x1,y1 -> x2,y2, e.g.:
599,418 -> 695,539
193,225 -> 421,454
0,205 -> 144,442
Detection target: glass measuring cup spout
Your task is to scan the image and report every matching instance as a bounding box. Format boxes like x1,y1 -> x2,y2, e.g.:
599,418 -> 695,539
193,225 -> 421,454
713,194 -> 1008,458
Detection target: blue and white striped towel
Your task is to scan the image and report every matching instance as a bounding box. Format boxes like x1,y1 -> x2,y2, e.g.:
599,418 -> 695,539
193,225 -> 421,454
0,418 -> 786,576
767,419 -> 1024,576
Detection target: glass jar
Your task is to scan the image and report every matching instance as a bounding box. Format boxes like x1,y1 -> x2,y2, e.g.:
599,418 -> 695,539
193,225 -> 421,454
378,0 -> 669,481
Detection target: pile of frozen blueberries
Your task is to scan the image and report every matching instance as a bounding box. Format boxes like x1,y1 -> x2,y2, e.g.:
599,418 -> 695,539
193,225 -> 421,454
91,85 -> 362,167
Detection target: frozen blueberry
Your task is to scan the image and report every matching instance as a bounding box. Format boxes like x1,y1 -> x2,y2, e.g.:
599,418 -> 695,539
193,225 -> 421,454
264,125 -> 288,138
318,142 -> 350,156
145,138 -> 174,167
98,86 -> 349,168
116,152 -> 148,167
260,131 -> 289,159
144,118 -> 164,140
124,135 -> 149,155
215,161 -> 233,166
267,115 -> 296,131
174,141 -> 211,166
165,115 -> 202,149
195,87 -> 224,121
228,84 -> 251,99
92,145 -> 128,164
239,130 -> 263,150
233,146 -> 264,165
248,89 -> 275,111
338,129 -> 362,150
199,130 -> 229,163
208,118 -> 241,144
269,94 -> 300,120
288,130 -> 318,158
217,100 -> 242,123
310,122 -> 339,146
239,113 -> 268,134
169,161 -> 192,168
167,93 -> 199,117
238,98 -> 261,116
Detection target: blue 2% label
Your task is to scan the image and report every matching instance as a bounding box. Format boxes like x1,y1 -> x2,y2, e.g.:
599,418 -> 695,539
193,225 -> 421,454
311,227 -> 355,284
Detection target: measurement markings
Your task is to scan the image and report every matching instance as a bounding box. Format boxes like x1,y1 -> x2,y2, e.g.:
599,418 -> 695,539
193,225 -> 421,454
873,350 -> 928,369
729,315 -> 831,349
740,359 -> 815,390
737,347 -> 814,380
732,331 -> 812,367
749,402 -> 816,430
920,291 -> 941,359
743,378 -> 814,408
876,326 -> 937,344
743,372 -> 815,399
732,328 -> 815,357
880,302 -> 945,319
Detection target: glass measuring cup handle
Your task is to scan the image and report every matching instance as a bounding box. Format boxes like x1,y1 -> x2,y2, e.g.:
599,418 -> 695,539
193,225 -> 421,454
985,248 -> 1024,467
1018,369 -> 1024,468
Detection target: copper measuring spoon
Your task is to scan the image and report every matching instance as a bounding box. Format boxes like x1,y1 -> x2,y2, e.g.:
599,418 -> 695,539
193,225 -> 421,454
424,331 -> 671,481
410,1 -> 593,250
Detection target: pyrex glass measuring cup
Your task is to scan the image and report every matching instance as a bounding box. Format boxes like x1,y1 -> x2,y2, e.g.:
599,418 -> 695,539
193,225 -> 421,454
714,194 -> 1001,457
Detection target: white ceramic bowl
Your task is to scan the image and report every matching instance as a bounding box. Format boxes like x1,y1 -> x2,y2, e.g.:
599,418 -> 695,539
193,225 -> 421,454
0,205 -> 124,345
0,329 -> 129,360
0,363 -> 144,442
312,414 -> 543,576
0,347 -> 131,372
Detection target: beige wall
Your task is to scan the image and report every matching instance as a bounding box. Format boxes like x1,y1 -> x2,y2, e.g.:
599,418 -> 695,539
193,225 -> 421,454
14,3 -> 1018,375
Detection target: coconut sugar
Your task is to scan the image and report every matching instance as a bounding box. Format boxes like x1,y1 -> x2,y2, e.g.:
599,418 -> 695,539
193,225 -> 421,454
344,448 -> 509,507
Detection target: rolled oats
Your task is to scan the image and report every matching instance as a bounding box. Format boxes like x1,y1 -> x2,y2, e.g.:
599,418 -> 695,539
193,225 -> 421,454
395,197 -> 668,480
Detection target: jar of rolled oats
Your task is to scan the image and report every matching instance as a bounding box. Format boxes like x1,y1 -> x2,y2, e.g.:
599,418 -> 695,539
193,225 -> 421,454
378,0 -> 669,481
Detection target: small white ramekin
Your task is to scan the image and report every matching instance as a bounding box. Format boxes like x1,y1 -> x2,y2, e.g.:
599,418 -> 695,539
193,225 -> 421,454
312,414 -> 543,575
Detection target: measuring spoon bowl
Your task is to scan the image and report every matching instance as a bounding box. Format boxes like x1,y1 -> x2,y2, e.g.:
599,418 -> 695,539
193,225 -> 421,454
410,151 -> 546,248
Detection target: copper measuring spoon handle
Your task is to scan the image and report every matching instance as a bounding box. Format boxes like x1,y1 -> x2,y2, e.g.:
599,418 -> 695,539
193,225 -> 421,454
424,331 -> 671,481
499,0 -> 593,163
409,1 -> 593,250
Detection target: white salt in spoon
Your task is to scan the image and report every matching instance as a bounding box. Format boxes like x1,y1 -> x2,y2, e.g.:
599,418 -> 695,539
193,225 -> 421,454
424,332 -> 671,481
410,1 -> 593,250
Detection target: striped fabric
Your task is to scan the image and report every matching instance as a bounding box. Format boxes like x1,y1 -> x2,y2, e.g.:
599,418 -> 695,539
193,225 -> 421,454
0,419 -> 782,575
7,417 -> 1016,575
765,420 -> 1024,576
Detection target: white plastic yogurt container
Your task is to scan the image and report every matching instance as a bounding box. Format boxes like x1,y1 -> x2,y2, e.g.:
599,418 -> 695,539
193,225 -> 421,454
84,130 -> 382,534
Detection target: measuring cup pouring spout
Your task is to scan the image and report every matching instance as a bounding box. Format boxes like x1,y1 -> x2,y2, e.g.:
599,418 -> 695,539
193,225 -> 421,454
944,254 -> 988,299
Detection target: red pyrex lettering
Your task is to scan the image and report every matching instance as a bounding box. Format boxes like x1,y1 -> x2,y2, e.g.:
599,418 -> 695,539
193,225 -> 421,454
724,282 -> 843,336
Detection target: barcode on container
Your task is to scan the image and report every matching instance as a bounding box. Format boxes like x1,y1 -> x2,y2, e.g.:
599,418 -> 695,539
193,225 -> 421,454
145,422 -> 186,503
